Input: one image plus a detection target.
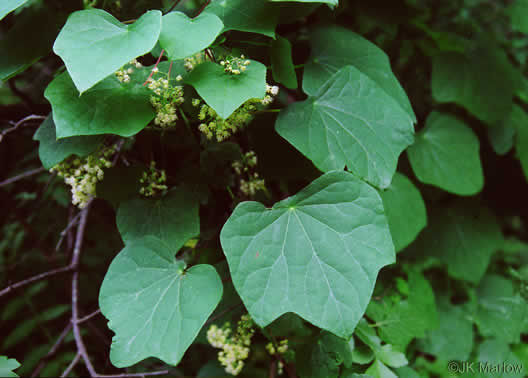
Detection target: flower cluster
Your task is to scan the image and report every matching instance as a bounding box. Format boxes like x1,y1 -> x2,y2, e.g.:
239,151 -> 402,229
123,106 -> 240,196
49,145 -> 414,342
184,51 -> 207,71
195,83 -> 278,142
231,151 -> 265,197
220,55 -> 251,75
139,161 -> 168,197
50,145 -> 116,208
146,68 -> 184,128
115,59 -> 142,83
207,314 -> 255,376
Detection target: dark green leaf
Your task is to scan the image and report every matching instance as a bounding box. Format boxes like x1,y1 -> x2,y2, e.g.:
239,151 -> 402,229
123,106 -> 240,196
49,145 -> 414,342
431,47 -> 519,125
276,66 -> 414,189
271,35 -> 298,89
116,187 -> 200,249
204,0 -> 279,38
407,112 -> 484,195
488,105 -> 520,156
303,25 -> 415,121
33,115 -> 104,169
379,173 -> 427,252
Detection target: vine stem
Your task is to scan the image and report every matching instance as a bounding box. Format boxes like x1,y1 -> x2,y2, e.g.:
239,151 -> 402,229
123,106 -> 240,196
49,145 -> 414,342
0,114 -> 46,142
0,167 -> 46,188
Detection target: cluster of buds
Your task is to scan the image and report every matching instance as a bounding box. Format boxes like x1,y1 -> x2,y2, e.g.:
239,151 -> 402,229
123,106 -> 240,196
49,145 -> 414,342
146,68 -> 184,128
266,340 -> 290,375
115,59 -> 142,83
139,161 -> 168,197
194,82 -> 278,142
220,55 -> 251,75
196,99 -> 254,142
231,151 -> 265,197
184,51 -> 206,71
50,145 -> 116,208
262,84 -> 280,105
207,314 -> 255,376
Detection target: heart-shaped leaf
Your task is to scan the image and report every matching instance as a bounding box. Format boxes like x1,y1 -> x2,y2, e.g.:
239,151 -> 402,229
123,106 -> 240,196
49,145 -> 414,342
117,188 -> 200,248
44,71 -> 154,138
159,12 -> 223,60
185,61 -> 266,119
276,65 -> 415,189
53,9 -> 162,93
99,236 -> 223,367
220,171 -> 395,338
407,112 -> 483,196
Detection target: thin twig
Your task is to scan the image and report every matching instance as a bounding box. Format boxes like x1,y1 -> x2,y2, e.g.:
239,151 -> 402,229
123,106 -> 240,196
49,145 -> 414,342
95,371 -> 169,378
70,203 -> 97,377
77,309 -> 101,324
195,0 -> 211,17
31,323 -> 73,378
0,114 -> 46,142
0,167 -> 46,187
61,353 -> 81,377
204,302 -> 244,326
56,211 -> 82,252
0,265 -> 73,297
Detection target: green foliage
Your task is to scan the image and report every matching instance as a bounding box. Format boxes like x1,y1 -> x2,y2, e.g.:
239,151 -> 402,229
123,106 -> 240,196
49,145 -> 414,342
2,0 -> 528,377
0,356 -> 20,378
220,171 -> 394,338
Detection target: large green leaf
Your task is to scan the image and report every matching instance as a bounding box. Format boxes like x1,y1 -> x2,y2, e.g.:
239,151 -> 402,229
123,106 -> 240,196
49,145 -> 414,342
271,35 -> 298,89
159,12 -> 223,60
44,71 -> 154,138
365,360 -> 397,378
0,7 -> 64,81
53,9 -> 162,93
0,356 -> 20,378
116,188 -> 200,249
417,298 -> 473,361
220,171 -> 395,338
303,25 -> 415,121
185,61 -> 266,119
0,0 -> 27,20
379,173 -> 427,252
474,275 -> 527,343
366,271 -> 438,349
407,112 -> 484,196
204,0 -> 279,37
99,236 -> 223,367
409,202 -> 503,284
431,47 -> 519,125
276,66 -> 414,189
33,115 -> 104,169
